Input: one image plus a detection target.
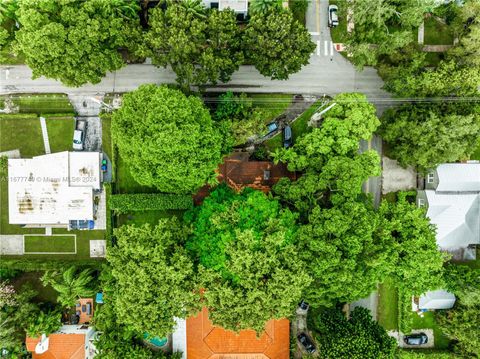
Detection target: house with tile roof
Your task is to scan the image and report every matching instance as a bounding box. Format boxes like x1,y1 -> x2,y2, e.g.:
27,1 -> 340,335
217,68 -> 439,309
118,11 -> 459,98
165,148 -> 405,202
417,163 -> 480,251
172,307 -> 290,359
26,325 -> 96,359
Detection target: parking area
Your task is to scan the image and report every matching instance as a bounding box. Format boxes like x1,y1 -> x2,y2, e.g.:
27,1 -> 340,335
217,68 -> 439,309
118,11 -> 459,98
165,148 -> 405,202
388,329 -> 434,349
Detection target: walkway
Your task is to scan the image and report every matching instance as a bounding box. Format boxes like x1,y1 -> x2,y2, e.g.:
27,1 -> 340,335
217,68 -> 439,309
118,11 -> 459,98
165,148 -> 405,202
0,149 -> 20,158
39,116 -> 51,154
0,235 -> 24,255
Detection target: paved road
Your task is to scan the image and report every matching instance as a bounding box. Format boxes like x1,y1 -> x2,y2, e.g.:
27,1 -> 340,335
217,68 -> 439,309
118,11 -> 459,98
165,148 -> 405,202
0,0 -> 390,103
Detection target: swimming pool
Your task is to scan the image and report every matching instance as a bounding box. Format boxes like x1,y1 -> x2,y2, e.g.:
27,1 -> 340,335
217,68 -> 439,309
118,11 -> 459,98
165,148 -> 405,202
143,333 -> 168,348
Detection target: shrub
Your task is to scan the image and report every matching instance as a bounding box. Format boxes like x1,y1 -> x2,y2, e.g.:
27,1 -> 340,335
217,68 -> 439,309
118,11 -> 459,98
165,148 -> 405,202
108,194 -> 193,213
0,259 -> 102,272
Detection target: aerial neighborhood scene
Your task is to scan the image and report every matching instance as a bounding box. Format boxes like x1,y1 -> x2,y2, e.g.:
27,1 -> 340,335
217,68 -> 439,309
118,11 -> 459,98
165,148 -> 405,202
1,0 -> 480,358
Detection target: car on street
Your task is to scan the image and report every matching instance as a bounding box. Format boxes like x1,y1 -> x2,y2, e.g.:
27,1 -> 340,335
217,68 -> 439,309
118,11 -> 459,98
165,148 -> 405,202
298,332 -> 316,354
283,125 -> 293,148
328,4 -> 339,27
404,333 -> 428,346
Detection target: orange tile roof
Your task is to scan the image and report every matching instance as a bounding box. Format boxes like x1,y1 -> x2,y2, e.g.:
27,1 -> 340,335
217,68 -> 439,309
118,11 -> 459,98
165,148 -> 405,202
187,308 -> 290,359
26,334 -> 85,359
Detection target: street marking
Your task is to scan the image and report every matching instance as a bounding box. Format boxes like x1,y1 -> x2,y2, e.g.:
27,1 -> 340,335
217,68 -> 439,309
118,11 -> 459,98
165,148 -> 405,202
330,41 -> 334,56
316,0 -> 320,33
5,69 -> 9,80
309,31 -> 320,36
316,40 -> 321,56
324,41 -> 328,56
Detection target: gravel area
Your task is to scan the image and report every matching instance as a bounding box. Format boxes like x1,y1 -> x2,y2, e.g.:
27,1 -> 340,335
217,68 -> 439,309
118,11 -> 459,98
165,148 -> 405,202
382,157 -> 416,194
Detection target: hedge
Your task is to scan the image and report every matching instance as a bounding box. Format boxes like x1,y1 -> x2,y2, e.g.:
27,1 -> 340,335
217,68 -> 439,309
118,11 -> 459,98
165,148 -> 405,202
104,183 -> 113,244
0,113 -> 38,120
0,259 -> 103,272
108,193 -> 193,213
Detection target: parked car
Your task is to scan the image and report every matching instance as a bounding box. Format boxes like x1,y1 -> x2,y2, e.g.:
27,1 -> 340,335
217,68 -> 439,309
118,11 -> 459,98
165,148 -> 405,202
328,4 -> 339,27
283,125 -> 293,148
298,300 -> 309,311
404,333 -> 428,345
266,121 -> 278,135
297,333 -> 316,354
73,119 -> 87,151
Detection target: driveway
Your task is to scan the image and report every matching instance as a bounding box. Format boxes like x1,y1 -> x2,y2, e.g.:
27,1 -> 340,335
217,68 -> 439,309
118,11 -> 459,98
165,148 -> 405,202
68,95 -> 103,152
389,329 -> 434,349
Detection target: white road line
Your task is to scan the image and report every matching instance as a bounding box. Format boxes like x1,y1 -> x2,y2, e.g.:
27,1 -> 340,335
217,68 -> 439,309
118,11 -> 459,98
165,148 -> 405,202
330,41 -> 334,56
316,40 -> 321,56
310,32 -> 320,36
324,41 -> 328,56
5,69 -> 9,80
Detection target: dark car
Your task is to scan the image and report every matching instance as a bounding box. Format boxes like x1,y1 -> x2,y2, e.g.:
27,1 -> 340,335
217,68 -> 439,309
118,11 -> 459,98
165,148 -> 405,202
283,125 -> 293,148
297,332 -> 316,354
404,333 -> 428,345
298,300 -> 309,311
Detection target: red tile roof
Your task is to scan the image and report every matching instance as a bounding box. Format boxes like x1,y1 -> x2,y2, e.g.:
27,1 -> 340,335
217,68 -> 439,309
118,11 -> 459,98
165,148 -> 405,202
187,307 -> 290,359
26,334 -> 85,359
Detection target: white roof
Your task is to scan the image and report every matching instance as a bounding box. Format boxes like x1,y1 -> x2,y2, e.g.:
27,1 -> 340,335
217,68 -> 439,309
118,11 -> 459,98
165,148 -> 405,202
426,190 -> 480,249
8,152 -> 100,225
436,163 -> 480,192
418,290 -> 456,310
219,0 -> 248,12
172,317 -> 186,359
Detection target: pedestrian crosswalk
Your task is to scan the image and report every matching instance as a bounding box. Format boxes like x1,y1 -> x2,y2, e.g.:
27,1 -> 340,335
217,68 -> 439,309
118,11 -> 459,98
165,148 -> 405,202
314,40 -> 335,57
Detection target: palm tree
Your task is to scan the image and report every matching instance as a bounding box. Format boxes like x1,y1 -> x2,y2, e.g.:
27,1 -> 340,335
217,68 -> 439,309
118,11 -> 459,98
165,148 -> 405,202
249,0 -> 282,16
41,266 -> 95,308
177,0 -> 207,19
26,310 -> 62,338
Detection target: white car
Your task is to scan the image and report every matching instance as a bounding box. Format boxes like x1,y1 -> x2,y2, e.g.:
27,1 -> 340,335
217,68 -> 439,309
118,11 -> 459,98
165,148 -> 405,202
328,4 -> 339,27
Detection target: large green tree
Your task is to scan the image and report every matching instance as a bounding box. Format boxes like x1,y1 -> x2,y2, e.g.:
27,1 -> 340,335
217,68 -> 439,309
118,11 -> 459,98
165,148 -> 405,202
107,218 -> 196,338
444,264 -> 480,307
143,4 -> 243,89
380,103 -> 480,171
438,304 -> 480,357
111,85 -> 227,194
243,9 -> 315,80
310,307 -> 397,359
14,0 -> 141,86
186,186 -> 310,333
41,266 -> 95,308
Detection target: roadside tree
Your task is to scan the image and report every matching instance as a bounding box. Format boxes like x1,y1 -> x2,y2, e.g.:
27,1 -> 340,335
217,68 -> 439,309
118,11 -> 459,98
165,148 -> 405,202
243,9 -> 315,80
111,85 -> 227,194
15,0 -> 141,86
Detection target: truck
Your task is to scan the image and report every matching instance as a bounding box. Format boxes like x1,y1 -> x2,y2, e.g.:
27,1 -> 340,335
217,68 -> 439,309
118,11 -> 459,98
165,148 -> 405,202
73,119 -> 87,151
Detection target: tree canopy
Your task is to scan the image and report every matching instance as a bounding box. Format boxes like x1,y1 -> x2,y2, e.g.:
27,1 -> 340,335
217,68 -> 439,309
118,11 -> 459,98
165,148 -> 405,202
380,103 -> 480,171
310,307 -> 397,359
243,9 -> 315,80
185,186 -> 310,333
107,218 -> 196,338
111,84 -> 227,194
14,0 -> 141,86
444,264 -> 480,307
143,4 -> 243,89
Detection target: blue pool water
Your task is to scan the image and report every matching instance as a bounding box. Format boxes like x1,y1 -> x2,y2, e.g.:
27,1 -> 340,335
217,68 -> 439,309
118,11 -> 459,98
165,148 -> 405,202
143,333 -> 168,347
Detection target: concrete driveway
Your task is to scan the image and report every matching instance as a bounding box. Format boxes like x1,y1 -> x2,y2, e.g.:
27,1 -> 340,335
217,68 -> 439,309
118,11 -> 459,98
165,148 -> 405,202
389,329 -> 434,349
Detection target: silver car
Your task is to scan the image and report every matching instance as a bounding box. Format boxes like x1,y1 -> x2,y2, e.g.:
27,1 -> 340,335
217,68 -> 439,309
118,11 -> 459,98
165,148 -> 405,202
328,4 -> 339,27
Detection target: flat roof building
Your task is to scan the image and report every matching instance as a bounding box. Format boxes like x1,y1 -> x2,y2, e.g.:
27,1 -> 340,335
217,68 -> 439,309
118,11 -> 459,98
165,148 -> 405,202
8,151 -> 100,226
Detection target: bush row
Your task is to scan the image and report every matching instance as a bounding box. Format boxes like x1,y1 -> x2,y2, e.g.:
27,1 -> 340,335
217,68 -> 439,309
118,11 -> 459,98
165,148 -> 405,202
0,258 -> 103,272
108,193 -> 193,213
104,183 -> 113,244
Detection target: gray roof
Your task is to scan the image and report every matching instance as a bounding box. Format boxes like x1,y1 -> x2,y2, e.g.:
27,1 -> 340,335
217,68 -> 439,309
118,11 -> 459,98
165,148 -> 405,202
436,163 -> 480,192
418,290 -> 456,310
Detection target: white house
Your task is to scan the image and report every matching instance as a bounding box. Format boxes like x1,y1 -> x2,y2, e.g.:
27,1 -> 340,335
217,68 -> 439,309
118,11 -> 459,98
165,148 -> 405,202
418,163 -> 480,251
8,151 -> 101,227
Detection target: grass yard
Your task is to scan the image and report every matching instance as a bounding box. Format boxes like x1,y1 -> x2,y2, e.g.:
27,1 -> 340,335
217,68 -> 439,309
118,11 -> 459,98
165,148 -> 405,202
0,116 -> 45,157
377,277 -> 399,330
101,114 -> 113,160
409,311 -> 451,349
24,235 -> 76,253
424,16 -> 454,45
12,94 -> 74,114
46,116 -> 75,153
116,152 -> 158,194
117,210 -> 184,227
250,93 -> 293,124
11,272 -> 58,304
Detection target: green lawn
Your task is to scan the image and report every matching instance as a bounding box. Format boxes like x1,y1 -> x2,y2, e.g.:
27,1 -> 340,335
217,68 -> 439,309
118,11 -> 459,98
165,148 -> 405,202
250,93 -> 293,123
101,114 -> 113,160
409,311 -> 451,349
46,116 -> 75,153
117,210 -> 184,227
116,152 -> 159,194
12,94 -> 74,114
11,272 -> 58,304
0,116 -> 45,157
24,235 -> 76,253
424,17 -> 454,45
377,277 -> 399,330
